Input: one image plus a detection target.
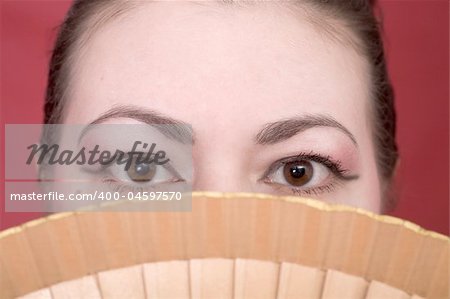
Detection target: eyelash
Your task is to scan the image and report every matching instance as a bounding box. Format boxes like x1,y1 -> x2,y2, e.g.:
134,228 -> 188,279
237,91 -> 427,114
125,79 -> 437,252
100,173 -> 182,194
87,152 -> 182,193
290,183 -> 339,196
262,150 -> 354,196
101,177 -> 156,193
93,150 -> 354,196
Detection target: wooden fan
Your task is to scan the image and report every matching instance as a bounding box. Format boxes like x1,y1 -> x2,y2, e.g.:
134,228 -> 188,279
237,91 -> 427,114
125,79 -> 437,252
0,192 -> 448,299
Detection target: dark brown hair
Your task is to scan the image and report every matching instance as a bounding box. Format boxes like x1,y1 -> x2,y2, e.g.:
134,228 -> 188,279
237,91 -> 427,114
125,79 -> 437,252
44,0 -> 398,207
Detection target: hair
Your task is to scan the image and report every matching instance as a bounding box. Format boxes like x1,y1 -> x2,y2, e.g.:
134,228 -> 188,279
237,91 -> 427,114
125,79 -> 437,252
43,0 -> 398,209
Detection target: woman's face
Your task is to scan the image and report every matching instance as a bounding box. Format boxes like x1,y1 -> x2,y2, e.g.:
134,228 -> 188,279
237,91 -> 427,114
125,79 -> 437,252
64,2 -> 382,212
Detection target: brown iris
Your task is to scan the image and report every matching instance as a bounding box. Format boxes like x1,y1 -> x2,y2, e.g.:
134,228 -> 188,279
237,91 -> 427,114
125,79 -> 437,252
126,159 -> 157,182
282,160 -> 313,186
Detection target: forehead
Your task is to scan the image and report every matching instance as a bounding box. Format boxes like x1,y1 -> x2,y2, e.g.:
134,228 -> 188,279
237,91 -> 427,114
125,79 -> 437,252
67,1 -> 371,134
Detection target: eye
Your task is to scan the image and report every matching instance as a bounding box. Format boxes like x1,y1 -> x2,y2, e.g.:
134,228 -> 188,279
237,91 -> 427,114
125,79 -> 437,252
282,160 -> 314,187
126,159 -> 157,182
267,159 -> 332,189
107,154 -> 182,186
262,152 -> 355,196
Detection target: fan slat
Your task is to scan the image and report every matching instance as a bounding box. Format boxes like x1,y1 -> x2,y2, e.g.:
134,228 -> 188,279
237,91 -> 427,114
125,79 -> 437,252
426,245 -> 449,299
295,203 -> 332,268
336,211 -> 379,276
50,276 -> 101,299
189,258 -> 233,298
143,260 -> 190,298
365,218 -> 400,283
97,264 -> 146,299
366,280 -> 411,299
17,288 -> 52,299
234,258 -> 279,299
384,225 -> 425,290
0,258 -> 16,299
321,269 -> 368,299
127,212 -> 159,264
21,219 -> 60,286
324,211 -> 355,271
276,262 -> 325,298
407,230 -> 448,296
0,227 -> 43,296
39,214 -> 87,283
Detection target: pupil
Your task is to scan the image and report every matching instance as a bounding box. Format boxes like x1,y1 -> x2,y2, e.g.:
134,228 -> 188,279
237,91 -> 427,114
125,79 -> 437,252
127,156 -> 157,182
135,163 -> 150,175
290,165 -> 306,178
283,160 -> 313,187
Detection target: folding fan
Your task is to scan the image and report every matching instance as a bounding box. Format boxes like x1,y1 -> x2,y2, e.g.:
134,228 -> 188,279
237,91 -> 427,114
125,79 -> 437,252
0,192 -> 448,299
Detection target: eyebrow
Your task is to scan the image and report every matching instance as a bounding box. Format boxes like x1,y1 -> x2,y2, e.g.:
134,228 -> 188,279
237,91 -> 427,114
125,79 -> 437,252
80,105 -> 193,144
255,114 -> 357,146
81,107 -> 355,146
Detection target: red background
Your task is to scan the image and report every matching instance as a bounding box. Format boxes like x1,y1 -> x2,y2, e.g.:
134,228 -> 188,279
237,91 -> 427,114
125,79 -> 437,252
1,0 -> 448,235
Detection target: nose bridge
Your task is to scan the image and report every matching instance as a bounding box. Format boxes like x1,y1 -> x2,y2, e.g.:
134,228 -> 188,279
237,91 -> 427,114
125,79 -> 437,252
191,142 -> 250,193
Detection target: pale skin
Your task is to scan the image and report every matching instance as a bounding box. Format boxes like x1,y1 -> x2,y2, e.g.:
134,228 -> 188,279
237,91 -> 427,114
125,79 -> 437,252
62,2 -> 382,212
